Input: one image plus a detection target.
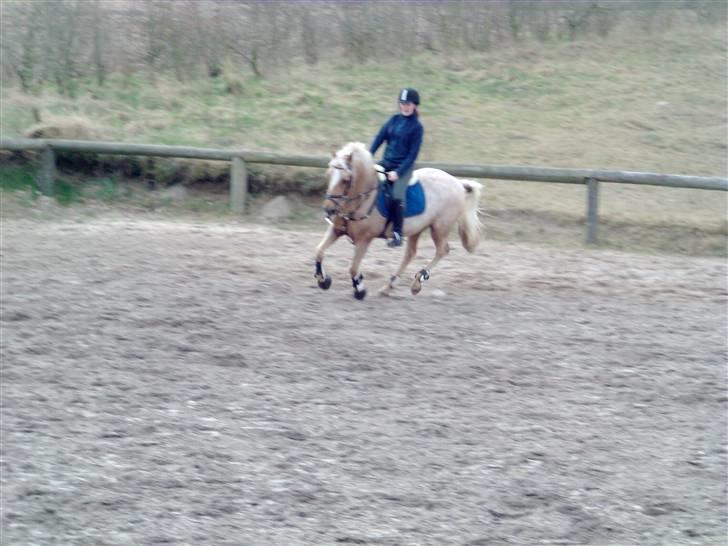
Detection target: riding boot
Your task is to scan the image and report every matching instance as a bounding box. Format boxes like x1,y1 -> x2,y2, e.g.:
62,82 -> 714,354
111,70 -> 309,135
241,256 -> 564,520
387,199 -> 404,247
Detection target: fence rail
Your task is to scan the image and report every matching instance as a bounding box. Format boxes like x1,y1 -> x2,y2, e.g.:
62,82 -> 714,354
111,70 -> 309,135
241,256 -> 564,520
2,137 -> 726,245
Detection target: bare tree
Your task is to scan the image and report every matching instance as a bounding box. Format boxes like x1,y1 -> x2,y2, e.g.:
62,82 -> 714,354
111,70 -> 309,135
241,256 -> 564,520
299,5 -> 320,65
2,1 -> 43,92
337,3 -> 378,64
92,0 -> 106,86
165,1 -> 192,82
0,0 -> 722,93
45,0 -> 84,96
143,2 -> 166,83
222,2 -> 278,78
193,1 -> 224,77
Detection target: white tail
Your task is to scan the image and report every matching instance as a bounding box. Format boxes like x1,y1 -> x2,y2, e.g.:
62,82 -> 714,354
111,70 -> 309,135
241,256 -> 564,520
458,180 -> 483,253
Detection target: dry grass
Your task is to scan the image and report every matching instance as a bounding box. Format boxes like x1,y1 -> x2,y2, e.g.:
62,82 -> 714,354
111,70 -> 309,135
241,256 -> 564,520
0,21 -> 725,251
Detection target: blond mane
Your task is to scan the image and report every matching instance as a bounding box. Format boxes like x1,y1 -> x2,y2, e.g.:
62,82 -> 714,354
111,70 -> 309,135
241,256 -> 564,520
330,142 -> 375,192
336,141 -> 370,160
348,143 -> 374,185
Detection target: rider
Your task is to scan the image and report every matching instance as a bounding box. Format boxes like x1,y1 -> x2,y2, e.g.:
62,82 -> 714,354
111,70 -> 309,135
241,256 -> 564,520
370,88 -> 424,247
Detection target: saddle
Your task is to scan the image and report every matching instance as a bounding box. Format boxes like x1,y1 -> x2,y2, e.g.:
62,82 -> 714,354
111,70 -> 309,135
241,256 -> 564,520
373,164 -> 426,219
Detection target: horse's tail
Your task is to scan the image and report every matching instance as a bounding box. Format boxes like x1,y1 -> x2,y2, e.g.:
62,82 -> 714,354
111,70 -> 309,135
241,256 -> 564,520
457,179 -> 483,253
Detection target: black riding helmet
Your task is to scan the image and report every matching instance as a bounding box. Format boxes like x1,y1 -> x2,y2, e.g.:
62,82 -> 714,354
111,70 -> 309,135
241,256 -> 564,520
399,88 -> 420,105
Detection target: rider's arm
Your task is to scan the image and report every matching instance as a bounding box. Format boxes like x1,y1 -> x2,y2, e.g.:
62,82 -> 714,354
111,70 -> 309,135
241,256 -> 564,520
369,119 -> 390,156
395,123 -> 424,178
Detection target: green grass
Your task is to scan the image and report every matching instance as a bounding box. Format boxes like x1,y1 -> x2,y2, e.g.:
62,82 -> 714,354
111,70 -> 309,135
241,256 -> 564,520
0,165 -> 36,192
4,26 -> 724,172
0,163 -> 238,217
52,179 -> 82,205
0,164 -> 84,204
0,22 -> 725,253
92,178 -> 119,202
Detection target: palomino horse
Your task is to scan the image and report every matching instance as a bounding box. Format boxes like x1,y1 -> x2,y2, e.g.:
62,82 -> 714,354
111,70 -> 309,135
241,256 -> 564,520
314,142 -> 483,299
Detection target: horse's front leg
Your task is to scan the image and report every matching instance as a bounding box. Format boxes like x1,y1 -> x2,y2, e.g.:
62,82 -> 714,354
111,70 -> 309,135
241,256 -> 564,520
350,239 -> 373,300
314,224 -> 341,290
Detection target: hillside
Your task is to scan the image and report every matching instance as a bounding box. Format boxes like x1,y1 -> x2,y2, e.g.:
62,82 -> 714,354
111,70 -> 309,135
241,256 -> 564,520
1,20 -> 726,254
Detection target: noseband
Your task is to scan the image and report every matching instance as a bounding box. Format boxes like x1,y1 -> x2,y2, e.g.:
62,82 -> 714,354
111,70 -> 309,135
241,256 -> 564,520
324,165 -> 378,223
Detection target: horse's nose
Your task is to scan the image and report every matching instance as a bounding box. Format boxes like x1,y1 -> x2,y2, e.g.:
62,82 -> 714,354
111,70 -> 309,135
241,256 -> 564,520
322,200 -> 336,217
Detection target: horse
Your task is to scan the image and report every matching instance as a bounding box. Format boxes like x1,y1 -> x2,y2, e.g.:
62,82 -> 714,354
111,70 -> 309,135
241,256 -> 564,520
314,142 -> 483,299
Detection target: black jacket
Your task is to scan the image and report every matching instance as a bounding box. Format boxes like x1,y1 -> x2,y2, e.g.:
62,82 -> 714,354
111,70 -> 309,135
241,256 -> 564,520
370,113 -> 424,177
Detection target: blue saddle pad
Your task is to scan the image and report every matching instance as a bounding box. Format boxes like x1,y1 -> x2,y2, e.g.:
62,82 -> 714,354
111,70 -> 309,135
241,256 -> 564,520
377,181 -> 426,219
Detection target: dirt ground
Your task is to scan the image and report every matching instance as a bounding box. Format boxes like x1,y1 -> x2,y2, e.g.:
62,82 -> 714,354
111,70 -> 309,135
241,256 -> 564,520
1,213 -> 726,546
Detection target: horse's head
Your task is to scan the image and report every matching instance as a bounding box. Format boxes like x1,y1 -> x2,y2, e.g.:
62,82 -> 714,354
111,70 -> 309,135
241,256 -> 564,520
322,147 -> 354,217
322,142 -> 374,220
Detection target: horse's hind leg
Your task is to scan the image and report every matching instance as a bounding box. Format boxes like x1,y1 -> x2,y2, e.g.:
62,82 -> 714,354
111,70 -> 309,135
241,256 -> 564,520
314,224 -> 341,290
379,231 -> 420,296
411,227 -> 450,295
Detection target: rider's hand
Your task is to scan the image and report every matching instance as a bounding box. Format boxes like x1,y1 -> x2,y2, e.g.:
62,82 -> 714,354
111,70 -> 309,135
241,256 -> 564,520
387,171 -> 399,182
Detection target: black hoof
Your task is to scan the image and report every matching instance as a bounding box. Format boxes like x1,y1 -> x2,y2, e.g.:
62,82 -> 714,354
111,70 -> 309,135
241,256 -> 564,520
318,275 -> 332,290
354,289 -> 367,300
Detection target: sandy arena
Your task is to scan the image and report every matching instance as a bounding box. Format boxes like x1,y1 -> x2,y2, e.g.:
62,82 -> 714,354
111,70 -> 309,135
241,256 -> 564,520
1,216 -> 726,545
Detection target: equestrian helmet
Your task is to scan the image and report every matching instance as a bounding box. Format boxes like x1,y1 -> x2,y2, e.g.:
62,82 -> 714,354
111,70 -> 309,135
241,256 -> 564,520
398,88 -> 420,105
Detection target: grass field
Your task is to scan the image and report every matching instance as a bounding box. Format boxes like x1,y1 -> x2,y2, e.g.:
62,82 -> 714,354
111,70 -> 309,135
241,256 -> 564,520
1,22 -> 726,254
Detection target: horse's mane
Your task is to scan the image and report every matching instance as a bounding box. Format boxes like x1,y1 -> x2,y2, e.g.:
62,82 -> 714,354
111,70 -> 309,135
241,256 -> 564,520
336,141 -> 371,163
337,142 -> 374,187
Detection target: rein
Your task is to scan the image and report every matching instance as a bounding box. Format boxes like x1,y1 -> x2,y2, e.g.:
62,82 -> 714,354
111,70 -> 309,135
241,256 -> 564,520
325,166 -> 381,223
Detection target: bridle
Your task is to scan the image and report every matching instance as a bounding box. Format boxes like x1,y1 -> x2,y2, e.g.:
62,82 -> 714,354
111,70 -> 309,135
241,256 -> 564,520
324,163 -> 379,225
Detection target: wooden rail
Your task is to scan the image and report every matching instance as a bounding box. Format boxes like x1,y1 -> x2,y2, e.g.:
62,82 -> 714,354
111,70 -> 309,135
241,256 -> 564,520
2,137 -> 726,244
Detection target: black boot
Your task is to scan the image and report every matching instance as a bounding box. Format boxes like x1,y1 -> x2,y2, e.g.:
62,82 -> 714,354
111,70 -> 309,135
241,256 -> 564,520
387,199 -> 404,247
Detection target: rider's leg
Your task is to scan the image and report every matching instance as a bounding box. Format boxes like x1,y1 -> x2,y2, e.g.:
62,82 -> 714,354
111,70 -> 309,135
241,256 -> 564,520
387,169 -> 411,248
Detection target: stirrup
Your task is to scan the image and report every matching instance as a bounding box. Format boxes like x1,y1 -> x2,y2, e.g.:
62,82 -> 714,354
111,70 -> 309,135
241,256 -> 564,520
387,232 -> 403,247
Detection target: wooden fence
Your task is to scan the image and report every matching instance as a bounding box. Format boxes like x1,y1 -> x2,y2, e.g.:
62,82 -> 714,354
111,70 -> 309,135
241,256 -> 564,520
1,137 -> 726,245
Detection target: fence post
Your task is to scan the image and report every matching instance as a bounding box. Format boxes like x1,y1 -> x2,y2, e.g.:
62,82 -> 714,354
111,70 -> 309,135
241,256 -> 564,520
586,176 -> 599,245
230,156 -> 247,213
38,146 -> 56,195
